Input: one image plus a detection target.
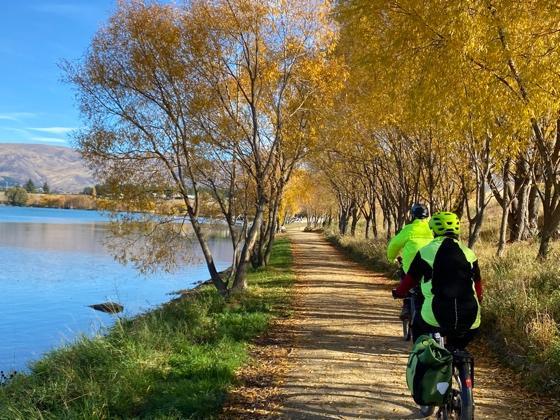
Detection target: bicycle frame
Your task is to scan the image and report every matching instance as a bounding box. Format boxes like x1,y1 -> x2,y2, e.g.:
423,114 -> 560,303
431,333 -> 475,420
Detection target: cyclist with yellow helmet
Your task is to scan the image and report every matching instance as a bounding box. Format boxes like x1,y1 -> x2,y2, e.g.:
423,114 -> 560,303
392,211 -> 483,348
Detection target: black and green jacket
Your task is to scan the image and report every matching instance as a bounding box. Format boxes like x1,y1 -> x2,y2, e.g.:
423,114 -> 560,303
396,236 -> 482,331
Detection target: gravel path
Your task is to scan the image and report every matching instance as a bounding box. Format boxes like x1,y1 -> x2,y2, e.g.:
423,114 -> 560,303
276,230 -> 559,419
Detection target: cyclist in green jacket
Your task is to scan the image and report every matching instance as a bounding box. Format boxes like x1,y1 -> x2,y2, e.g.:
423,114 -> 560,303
392,211 -> 483,349
387,204 -> 433,319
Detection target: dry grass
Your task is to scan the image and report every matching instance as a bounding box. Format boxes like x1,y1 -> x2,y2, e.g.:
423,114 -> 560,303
27,193 -> 97,209
324,208 -> 560,394
0,192 -> 97,209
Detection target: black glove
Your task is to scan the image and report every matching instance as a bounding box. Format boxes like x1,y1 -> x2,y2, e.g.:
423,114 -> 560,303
392,288 -> 399,299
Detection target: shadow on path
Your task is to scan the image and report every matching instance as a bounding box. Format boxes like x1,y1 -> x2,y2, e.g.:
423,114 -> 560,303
276,231 -> 419,419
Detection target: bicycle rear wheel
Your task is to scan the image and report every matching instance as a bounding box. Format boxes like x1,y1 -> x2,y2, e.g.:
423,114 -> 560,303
420,405 -> 435,416
402,297 -> 414,341
458,362 -> 474,420
402,318 -> 411,341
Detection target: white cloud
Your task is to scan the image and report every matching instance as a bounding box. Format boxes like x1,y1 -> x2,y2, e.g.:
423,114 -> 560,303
30,136 -> 68,144
0,127 -> 28,135
29,127 -> 75,135
0,112 -> 37,121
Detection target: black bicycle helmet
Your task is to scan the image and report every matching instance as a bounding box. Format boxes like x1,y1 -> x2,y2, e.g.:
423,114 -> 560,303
410,203 -> 429,219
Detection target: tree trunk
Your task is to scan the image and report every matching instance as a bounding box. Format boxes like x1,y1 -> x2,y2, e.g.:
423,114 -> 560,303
538,227 -> 553,259
496,159 -> 513,257
324,212 -> 332,227
350,204 -> 359,236
251,216 -> 268,269
532,118 -> 560,259
508,155 -> 530,241
453,191 -> 466,219
528,183 -> 540,234
188,208 -> 228,295
468,212 -> 484,248
497,203 -> 508,257
466,135 -> 492,248
371,198 -> 378,239
232,200 -> 266,291
339,205 -> 349,234
386,214 -> 393,240
263,196 -> 281,265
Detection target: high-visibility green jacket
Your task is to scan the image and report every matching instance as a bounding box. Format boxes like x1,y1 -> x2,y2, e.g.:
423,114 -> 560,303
387,219 -> 433,273
408,236 -> 481,330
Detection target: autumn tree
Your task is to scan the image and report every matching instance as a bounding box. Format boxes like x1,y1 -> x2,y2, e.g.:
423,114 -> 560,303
324,0 -> 560,258
283,169 -> 335,228
67,0 -> 337,293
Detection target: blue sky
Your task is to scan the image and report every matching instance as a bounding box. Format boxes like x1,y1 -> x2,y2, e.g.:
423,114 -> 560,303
0,1 -> 117,147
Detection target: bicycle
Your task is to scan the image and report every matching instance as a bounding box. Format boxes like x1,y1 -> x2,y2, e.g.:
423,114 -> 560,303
420,332 -> 475,420
401,290 -> 416,341
392,257 -> 414,341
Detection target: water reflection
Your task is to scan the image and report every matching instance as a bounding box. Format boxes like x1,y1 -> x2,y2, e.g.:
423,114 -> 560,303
0,222 -> 107,253
0,207 -> 233,372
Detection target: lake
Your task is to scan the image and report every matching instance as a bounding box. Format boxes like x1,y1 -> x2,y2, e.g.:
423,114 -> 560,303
0,206 -> 233,372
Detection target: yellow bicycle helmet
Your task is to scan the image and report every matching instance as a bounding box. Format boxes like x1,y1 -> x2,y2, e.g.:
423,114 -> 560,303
429,211 -> 460,236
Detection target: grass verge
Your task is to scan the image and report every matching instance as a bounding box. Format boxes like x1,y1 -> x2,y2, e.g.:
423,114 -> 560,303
0,238 -> 293,419
324,229 -> 395,277
476,240 -> 560,393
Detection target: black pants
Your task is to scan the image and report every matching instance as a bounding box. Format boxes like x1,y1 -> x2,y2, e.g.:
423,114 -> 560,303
412,313 -> 478,350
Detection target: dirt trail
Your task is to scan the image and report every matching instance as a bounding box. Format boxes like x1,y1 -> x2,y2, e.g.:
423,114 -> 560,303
276,230 -> 557,419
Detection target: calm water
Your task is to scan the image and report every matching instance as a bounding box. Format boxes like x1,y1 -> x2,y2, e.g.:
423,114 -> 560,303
0,206 -> 232,372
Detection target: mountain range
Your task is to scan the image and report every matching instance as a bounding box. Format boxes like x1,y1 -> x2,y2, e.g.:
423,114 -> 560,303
0,143 -> 95,193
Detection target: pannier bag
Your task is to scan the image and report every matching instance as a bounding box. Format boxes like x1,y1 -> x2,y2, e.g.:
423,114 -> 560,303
406,335 -> 453,405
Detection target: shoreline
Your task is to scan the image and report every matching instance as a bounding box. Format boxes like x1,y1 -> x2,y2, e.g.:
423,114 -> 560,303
0,206 -> 234,374
0,238 -> 294,418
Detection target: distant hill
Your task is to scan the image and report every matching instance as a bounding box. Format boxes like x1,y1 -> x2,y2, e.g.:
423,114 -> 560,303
0,144 -> 95,193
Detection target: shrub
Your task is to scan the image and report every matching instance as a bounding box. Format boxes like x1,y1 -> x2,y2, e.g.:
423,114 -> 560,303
6,187 -> 28,206
477,242 -> 560,390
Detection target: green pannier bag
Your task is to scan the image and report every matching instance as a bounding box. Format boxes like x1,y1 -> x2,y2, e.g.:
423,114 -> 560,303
406,335 -> 453,405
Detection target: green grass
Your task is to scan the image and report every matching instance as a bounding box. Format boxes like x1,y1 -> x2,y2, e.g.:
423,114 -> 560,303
0,238 -> 293,419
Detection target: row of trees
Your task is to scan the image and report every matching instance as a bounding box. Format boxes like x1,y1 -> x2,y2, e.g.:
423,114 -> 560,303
1,179 -> 50,194
69,0 -> 339,293
73,1 -> 560,296
303,0 -> 560,258
23,179 -> 50,194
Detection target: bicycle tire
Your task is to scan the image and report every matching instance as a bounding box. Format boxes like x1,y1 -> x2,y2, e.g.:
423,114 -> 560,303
402,318 -> 411,341
420,405 -> 435,416
407,320 -> 412,341
458,362 -> 474,420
